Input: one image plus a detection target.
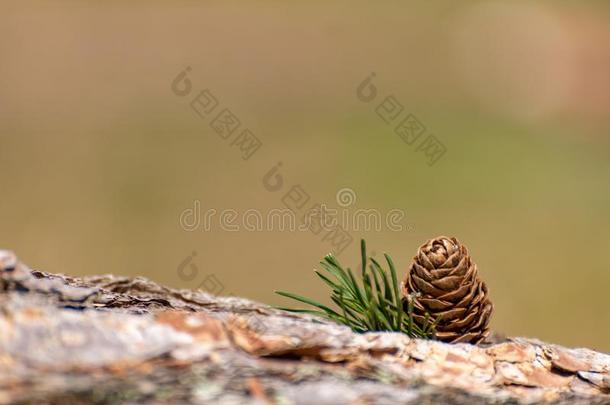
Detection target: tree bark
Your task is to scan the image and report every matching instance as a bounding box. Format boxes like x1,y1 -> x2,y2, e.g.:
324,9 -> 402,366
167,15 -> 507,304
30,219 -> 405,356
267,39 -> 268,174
0,250 -> 608,404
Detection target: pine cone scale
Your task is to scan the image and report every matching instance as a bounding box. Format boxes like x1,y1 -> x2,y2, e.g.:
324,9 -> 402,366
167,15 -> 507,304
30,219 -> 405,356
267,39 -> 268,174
402,236 -> 493,344
418,252 -> 435,270
410,274 -> 445,296
454,283 -> 479,307
449,256 -> 470,275
437,282 -> 471,302
450,331 -> 480,344
443,310 -> 478,331
430,275 -> 463,290
418,297 -> 452,310
430,266 -> 456,279
412,262 -> 434,280
441,252 -> 461,268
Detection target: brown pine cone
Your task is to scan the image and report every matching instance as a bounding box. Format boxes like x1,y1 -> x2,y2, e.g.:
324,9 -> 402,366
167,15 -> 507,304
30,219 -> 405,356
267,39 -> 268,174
401,236 -> 493,344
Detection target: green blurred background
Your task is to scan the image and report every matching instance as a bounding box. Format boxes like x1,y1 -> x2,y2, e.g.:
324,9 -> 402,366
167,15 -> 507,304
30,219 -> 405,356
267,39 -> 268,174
1,1 -> 609,351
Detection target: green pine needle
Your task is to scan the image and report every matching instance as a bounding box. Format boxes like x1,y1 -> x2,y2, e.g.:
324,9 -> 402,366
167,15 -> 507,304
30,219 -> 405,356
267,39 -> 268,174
275,239 -> 437,339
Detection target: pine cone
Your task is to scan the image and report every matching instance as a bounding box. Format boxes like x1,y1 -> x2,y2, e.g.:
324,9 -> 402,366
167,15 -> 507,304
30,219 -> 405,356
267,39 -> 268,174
401,236 -> 493,344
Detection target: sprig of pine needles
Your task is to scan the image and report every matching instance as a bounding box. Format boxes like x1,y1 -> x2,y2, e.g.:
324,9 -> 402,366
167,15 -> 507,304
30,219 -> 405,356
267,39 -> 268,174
275,239 -> 437,339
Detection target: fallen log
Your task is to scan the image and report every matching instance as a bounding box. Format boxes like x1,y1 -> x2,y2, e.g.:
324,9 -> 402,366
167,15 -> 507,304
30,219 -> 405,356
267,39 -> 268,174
0,250 -> 608,404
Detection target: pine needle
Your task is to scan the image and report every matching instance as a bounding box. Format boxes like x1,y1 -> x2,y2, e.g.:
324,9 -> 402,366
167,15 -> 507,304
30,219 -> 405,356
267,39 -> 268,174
275,239 -> 436,339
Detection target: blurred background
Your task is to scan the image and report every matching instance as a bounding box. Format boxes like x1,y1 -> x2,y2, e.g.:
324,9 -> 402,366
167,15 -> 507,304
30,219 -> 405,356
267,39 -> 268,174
1,1 -> 609,351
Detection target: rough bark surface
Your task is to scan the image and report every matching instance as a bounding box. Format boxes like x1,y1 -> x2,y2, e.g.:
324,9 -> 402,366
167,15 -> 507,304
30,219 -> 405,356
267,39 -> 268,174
0,250 -> 608,404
